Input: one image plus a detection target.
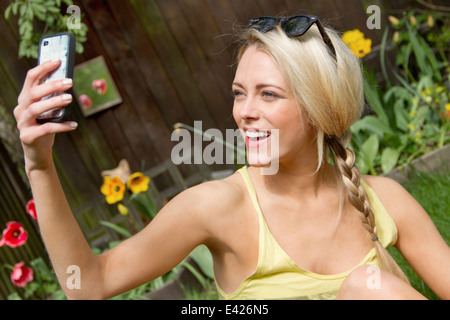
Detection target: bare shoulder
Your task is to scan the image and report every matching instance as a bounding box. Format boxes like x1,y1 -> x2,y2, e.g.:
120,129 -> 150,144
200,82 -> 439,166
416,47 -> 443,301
171,170 -> 246,221
360,174 -> 423,223
361,174 -> 408,200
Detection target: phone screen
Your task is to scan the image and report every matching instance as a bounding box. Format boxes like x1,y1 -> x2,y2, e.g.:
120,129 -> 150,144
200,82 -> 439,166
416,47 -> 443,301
37,34 -> 71,121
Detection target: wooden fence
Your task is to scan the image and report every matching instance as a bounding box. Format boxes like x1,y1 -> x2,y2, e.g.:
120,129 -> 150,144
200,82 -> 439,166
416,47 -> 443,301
0,0 -> 447,299
0,139 -> 48,299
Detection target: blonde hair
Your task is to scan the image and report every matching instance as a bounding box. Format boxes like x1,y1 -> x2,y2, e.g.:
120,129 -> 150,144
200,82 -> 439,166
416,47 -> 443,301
236,23 -> 409,282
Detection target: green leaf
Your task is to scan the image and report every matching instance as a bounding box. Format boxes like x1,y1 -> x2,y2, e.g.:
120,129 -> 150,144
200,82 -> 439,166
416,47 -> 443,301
99,221 -> 133,238
406,21 -> 432,77
394,100 -> 410,132
364,81 -> 389,124
351,115 -> 395,137
360,134 -> 379,174
4,4 -> 12,19
381,148 -> 400,174
380,27 -> 391,87
188,245 -> 214,279
12,2 -> 19,15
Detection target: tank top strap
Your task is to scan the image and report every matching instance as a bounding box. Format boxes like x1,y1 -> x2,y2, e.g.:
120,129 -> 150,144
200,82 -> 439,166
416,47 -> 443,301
360,179 -> 398,248
237,166 -> 266,223
237,166 -> 294,274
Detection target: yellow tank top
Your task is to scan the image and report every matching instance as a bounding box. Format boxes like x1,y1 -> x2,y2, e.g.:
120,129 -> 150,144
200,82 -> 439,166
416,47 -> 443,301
215,166 -> 398,300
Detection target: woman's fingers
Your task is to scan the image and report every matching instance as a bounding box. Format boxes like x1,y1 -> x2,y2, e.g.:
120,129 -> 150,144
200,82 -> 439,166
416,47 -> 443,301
15,92 -> 72,127
20,77 -> 73,108
28,93 -> 73,118
19,121 -> 78,146
20,59 -> 61,99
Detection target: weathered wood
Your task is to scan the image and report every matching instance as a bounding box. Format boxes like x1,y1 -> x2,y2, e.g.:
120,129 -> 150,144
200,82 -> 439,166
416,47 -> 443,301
0,139 -> 48,300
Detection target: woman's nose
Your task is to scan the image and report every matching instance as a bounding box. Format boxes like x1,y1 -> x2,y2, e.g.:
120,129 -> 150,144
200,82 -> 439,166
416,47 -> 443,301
238,97 -> 260,121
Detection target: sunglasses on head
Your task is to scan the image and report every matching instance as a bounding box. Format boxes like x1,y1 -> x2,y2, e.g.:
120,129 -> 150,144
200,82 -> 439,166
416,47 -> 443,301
246,15 -> 337,61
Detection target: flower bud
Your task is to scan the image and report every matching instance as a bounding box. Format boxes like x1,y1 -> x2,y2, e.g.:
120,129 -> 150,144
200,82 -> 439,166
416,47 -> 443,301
388,15 -> 400,27
393,31 -> 400,44
410,15 -> 417,27
117,203 -> 129,216
427,15 -> 434,28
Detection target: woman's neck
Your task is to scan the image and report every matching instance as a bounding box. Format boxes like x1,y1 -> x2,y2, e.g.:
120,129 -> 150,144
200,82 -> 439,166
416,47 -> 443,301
249,158 -> 338,200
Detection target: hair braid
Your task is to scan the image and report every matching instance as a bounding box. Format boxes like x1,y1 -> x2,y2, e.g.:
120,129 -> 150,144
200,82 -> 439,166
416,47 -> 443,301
326,135 -> 409,283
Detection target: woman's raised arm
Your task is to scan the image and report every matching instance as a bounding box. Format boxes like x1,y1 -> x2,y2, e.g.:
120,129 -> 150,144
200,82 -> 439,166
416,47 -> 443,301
13,61 -> 212,299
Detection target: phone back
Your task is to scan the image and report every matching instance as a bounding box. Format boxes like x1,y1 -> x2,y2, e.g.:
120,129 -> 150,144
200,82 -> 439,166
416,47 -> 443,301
37,33 -> 76,123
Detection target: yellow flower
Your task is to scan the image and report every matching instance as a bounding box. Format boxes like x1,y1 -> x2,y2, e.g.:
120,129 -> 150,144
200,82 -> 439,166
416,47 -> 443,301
341,29 -> 364,46
349,38 -> 372,58
341,29 -> 372,58
127,172 -> 150,194
117,203 -> 129,216
100,176 -> 125,204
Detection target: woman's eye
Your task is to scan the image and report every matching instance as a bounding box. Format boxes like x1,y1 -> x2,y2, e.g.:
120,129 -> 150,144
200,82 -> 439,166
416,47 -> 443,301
262,91 -> 278,99
232,90 -> 244,98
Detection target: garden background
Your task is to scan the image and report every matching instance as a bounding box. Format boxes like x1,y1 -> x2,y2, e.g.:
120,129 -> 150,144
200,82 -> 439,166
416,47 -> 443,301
0,0 -> 448,299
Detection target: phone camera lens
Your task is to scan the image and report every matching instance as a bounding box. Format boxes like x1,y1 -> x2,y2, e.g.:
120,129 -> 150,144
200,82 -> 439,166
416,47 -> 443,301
44,41 -> 49,46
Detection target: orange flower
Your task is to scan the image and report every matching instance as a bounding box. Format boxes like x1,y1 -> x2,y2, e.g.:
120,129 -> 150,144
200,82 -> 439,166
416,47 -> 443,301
101,176 -> 126,204
127,172 -> 150,194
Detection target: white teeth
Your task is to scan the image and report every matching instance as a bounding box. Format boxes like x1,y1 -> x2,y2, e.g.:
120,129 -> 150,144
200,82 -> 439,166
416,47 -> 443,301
246,130 -> 270,139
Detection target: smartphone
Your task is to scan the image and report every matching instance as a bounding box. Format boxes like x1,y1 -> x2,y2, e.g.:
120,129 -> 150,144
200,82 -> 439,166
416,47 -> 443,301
37,32 -> 76,124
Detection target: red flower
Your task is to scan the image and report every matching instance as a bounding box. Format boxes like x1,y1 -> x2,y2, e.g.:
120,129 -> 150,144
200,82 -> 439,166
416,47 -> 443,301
79,94 -> 92,109
10,262 -> 33,287
26,199 -> 38,221
0,222 -> 28,248
92,79 -> 107,94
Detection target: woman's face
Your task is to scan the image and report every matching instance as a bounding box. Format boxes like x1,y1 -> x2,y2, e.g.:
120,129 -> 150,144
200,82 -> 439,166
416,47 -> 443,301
232,45 -> 316,168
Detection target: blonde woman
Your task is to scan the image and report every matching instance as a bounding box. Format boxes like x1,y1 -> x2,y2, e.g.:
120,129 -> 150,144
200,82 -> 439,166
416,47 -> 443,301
14,15 -> 449,300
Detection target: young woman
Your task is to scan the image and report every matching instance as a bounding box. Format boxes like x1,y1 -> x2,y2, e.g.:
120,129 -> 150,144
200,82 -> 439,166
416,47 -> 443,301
14,15 -> 449,300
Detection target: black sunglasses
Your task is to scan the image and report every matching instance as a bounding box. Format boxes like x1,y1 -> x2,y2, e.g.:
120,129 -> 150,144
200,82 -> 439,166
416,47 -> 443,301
246,15 -> 337,60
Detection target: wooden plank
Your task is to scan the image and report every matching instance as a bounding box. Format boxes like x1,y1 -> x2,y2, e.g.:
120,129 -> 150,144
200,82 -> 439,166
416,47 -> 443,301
80,0 -> 171,164
0,1 -> 35,86
229,0 -> 263,24
283,0 -> 315,15
106,0 -> 193,130
203,0 -> 239,35
256,0 -> 291,16
159,0 -> 234,132
333,0 -> 382,44
307,0 -> 343,30
130,0 -> 218,131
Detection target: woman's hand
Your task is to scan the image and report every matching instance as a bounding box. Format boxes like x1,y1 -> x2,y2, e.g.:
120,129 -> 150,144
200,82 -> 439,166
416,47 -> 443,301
14,59 -> 78,173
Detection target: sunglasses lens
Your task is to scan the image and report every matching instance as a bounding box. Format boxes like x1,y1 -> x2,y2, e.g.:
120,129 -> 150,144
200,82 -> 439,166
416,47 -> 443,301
248,17 -> 278,33
282,16 -> 311,36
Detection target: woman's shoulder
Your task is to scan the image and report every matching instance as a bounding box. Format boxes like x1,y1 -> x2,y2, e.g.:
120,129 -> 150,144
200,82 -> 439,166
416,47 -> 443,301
361,174 -> 420,223
174,170 -> 247,216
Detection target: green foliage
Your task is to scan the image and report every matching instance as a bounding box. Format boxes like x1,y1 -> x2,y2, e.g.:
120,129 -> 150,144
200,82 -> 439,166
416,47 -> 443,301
4,0 -> 88,58
389,170 -> 450,300
350,10 -> 449,175
6,257 -> 66,300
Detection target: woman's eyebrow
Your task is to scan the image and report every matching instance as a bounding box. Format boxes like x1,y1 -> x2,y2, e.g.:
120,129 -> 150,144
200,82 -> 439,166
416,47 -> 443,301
232,81 -> 286,93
